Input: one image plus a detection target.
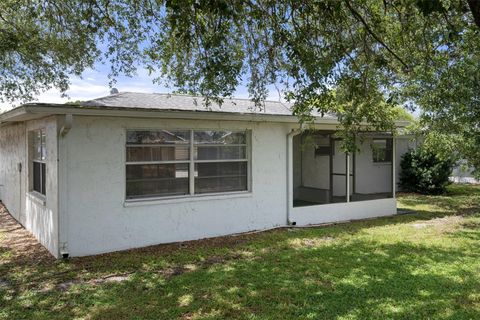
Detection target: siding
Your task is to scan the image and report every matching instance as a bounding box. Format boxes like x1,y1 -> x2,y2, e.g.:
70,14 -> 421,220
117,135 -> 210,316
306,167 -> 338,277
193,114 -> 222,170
0,117 -> 59,257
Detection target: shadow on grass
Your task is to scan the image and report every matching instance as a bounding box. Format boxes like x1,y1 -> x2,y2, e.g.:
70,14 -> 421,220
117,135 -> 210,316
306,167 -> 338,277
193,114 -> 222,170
69,237 -> 480,319
2,185 -> 480,319
2,218 -> 480,320
397,184 -> 480,214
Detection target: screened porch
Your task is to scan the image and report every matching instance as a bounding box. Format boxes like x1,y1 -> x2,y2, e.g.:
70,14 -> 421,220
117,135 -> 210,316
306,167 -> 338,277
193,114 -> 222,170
292,131 -> 395,208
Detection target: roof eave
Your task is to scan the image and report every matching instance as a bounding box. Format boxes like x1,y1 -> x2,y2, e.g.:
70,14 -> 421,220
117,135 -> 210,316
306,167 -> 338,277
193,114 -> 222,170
0,104 -> 410,128
0,104 -> 340,124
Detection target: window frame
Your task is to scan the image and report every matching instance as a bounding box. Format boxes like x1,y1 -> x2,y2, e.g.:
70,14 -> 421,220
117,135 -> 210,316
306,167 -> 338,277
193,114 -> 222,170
30,128 -> 47,197
125,128 -> 252,201
371,138 -> 393,164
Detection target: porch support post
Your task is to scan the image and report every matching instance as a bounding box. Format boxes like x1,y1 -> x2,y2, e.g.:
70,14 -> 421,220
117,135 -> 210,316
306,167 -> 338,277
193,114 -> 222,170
346,153 -> 350,203
287,129 -> 301,225
392,136 -> 396,198
189,130 -> 195,195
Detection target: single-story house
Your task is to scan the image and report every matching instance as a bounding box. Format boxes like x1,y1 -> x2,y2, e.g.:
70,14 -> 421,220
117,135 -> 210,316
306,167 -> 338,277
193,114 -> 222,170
0,92 -> 414,258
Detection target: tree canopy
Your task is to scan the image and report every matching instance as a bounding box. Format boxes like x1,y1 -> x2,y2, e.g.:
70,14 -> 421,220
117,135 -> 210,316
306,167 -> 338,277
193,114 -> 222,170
1,0 -> 479,173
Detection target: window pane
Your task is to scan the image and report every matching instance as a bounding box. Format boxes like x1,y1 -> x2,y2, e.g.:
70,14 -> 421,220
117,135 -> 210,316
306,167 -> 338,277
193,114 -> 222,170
195,146 -> 246,160
127,146 -> 189,162
127,130 -> 190,145
33,161 -> 46,195
195,162 -> 247,194
40,130 -> 46,160
41,163 -> 46,195
372,139 -> 392,162
126,163 -> 189,198
194,131 -> 246,144
32,129 -> 46,161
32,131 -> 42,160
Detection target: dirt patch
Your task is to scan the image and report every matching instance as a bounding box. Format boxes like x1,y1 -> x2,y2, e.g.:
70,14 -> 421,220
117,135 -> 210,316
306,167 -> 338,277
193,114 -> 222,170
56,273 -> 133,291
288,236 -> 336,249
410,215 -> 464,233
0,202 -> 266,293
0,203 -> 54,265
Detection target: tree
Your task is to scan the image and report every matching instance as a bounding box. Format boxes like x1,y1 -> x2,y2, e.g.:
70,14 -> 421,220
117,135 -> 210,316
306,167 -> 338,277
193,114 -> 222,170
1,0 -> 479,172
399,146 -> 454,195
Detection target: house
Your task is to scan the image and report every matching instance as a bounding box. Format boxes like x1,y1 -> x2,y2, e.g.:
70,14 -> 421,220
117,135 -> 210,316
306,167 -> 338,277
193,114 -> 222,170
0,92 -> 414,258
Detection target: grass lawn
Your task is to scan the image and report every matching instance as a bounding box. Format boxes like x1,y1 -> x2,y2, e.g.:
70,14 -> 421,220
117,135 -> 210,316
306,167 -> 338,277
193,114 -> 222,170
1,184 -> 480,319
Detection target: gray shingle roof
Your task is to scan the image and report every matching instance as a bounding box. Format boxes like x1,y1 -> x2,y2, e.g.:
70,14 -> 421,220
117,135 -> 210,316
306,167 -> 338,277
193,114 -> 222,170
83,92 -> 330,117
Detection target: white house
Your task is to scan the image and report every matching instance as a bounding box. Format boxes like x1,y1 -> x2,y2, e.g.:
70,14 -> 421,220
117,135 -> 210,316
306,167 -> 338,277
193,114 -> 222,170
0,92 -> 413,258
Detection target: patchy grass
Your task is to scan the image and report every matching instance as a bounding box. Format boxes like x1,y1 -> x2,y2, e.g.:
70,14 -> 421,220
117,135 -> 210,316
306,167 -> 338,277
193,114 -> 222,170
1,184 -> 480,319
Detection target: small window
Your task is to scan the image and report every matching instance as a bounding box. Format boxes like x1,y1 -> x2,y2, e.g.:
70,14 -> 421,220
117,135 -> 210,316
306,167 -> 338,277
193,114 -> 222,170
372,139 -> 393,163
31,129 -> 47,195
313,135 -> 331,157
126,129 -> 249,199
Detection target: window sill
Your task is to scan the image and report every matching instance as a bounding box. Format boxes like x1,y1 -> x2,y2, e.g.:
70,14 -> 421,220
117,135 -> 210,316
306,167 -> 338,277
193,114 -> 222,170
124,191 -> 252,207
27,191 -> 46,206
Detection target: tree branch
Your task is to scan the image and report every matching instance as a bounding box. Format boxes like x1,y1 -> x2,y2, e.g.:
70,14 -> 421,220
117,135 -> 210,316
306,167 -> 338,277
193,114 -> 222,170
344,0 -> 409,70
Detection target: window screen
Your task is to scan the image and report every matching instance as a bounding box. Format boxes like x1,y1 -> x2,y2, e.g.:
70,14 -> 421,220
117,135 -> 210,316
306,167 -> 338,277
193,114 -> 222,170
372,139 -> 393,163
126,130 -> 249,199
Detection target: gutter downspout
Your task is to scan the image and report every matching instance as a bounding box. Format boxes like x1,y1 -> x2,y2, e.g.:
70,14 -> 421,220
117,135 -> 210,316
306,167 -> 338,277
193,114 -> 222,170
60,114 -> 73,137
287,128 -> 302,225
392,136 -> 396,198
58,114 -> 73,258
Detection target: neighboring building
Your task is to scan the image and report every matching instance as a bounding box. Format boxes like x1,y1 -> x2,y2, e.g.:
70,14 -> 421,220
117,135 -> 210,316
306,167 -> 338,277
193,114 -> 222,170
450,160 -> 479,184
0,92 -> 413,258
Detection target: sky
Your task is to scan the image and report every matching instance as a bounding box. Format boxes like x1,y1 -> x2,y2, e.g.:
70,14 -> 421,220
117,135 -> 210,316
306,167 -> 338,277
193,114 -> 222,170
0,61 -> 284,112
0,60 -> 418,117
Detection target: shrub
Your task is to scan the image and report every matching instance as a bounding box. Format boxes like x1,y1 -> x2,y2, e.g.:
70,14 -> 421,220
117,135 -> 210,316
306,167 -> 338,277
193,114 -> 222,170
399,147 -> 454,194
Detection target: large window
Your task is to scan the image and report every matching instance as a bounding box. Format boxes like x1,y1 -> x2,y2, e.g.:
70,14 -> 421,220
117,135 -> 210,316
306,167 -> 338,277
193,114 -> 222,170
372,139 -> 393,163
126,129 -> 249,199
31,129 -> 47,195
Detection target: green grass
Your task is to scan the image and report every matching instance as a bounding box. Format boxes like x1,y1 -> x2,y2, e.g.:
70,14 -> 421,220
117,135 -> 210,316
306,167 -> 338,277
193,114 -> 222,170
1,184 -> 480,319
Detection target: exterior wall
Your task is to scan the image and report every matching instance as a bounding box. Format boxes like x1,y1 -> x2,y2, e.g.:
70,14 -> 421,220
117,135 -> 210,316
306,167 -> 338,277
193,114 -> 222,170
25,117 -> 59,257
0,117 -> 59,257
302,138 -> 330,190
0,123 -> 26,222
62,116 -> 292,257
354,138 -> 392,195
60,119 -> 412,257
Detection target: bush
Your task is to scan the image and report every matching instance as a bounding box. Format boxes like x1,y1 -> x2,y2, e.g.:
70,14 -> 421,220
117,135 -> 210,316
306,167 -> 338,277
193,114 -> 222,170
399,147 -> 454,194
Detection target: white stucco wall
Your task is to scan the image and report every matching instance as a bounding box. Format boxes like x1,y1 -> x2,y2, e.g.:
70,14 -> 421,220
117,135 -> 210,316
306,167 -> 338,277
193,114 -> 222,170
354,138 -> 392,195
62,118 -> 406,257
25,117 -> 59,257
0,123 -> 26,222
0,117 -> 59,257
61,116 -> 292,257
302,140 -> 330,190
0,112 -> 413,258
